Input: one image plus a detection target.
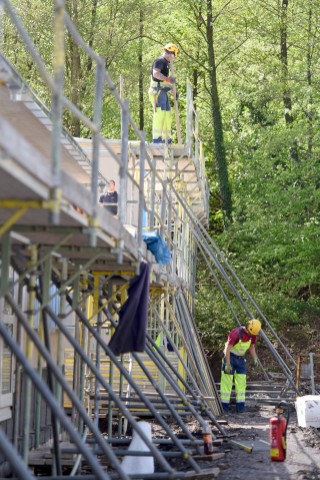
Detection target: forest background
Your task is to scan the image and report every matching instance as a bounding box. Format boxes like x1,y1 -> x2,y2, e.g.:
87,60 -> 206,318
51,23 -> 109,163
3,0 -> 320,366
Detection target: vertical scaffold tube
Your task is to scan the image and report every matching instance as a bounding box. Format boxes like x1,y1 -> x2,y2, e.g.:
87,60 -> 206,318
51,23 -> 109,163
90,61 -> 104,247
40,256 -> 62,476
72,266 -> 81,429
22,244 -> 37,462
79,271 -> 89,436
50,0 -> 65,224
137,130 -> 146,254
119,99 -> 129,226
93,307 -> 102,447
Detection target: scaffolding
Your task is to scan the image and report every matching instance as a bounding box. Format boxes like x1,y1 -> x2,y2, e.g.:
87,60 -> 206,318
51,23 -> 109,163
0,1 -> 224,478
0,1 -> 303,478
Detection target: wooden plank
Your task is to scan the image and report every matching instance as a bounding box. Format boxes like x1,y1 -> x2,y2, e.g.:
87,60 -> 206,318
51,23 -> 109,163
0,120 -> 149,265
193,453 -> 225,461
0,116 -> 54,187
0,81 -> 90,181
184,467 -> 220,479
0,117 -> 94,214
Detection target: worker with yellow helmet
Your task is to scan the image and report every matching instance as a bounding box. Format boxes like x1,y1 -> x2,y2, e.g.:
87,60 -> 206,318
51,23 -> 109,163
220,319 -> 262,413
148,43 -> 179,144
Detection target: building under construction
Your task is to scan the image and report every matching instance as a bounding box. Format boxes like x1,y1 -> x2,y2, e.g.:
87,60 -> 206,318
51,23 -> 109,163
0,1 -> 310,479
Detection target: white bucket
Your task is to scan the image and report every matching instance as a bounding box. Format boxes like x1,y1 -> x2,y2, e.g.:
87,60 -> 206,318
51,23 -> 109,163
296,395 -> 320,428
120,421 -> 154,474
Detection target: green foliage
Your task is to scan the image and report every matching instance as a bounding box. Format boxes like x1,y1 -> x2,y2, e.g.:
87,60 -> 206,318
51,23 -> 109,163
3,0 -> 320,355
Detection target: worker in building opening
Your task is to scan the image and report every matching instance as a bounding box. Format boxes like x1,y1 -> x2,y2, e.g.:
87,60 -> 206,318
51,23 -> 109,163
148,43 -> 179,144
220,319 -> 262,413
99,179 -> 118,215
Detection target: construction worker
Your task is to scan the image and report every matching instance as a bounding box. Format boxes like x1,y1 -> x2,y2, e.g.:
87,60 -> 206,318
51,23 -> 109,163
148,43 -> 178,144
99,179 -> 118,215
220,319 -> 262,413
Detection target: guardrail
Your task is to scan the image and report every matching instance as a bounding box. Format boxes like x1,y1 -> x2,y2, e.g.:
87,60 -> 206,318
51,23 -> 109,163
0,0 -> 209,290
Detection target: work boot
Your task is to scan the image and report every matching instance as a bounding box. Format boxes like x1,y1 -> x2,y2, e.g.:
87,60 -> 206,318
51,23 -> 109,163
222,403 -> 229,413
236,406 -> 245,413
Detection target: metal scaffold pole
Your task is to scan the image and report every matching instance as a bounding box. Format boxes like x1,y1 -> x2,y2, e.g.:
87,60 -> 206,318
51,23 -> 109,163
90,61 -> 105,248
22,245 -> 37,464
50,0 -> 65,225
0,2 -> 304,478
172,186 -> 300,394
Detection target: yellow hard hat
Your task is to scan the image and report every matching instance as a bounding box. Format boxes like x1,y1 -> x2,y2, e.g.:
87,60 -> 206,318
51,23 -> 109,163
164,43 -> 179,57
246,319 -> 262,335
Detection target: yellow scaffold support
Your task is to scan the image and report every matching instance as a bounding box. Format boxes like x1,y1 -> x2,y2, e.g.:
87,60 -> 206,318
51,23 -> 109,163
0,198 -> 62,235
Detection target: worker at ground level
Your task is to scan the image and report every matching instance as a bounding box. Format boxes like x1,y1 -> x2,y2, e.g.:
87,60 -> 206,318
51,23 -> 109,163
148,43 -> 178,144
220,319 -> 262,413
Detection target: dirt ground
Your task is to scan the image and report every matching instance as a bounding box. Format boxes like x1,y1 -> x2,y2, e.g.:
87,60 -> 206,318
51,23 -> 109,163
153,403 -> 320,480
210,404 -> 320,480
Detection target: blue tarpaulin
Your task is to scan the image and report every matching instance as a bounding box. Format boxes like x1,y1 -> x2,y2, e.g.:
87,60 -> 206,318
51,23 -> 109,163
142,231 -> 171,264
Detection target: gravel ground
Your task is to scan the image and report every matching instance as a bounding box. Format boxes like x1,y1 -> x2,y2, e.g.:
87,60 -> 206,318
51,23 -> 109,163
152,403 -> 320,479
211,404 -> 320,479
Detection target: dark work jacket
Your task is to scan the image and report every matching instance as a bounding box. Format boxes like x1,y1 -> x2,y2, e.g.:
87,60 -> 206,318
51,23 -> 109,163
108,263 -> 150,355
151,56 -> 169,80
100,191 -> 118,215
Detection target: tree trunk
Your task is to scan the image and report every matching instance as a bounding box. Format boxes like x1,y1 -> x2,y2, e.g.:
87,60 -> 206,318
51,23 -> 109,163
307,3 -> 313,157
66,0 -> 81,137
78,0 -> 97,118
138,8 -> 144,131
193,68 -> 198,106
193,9 -> 202,108
206,0 -> 232,224
280,0 -> 292,124
280,0 -> 299,161
85,0 -> 98,75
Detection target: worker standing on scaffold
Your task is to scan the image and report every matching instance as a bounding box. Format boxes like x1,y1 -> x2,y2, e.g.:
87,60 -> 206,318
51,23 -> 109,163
148,43 -> 178,144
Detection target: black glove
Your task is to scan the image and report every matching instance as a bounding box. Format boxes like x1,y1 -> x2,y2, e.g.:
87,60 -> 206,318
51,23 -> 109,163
175,91 -> 179,101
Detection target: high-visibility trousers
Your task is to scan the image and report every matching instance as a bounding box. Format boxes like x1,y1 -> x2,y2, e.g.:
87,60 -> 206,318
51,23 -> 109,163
148,89 -> 172,143
220,353 -> 247,412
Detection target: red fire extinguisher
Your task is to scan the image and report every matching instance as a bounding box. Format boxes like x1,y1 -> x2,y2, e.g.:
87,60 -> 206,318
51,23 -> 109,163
270,402 -> 289,462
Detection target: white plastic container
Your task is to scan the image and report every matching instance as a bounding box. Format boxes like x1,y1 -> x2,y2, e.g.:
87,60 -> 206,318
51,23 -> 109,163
296,395 -> 320,428
121,421 -> 154,474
